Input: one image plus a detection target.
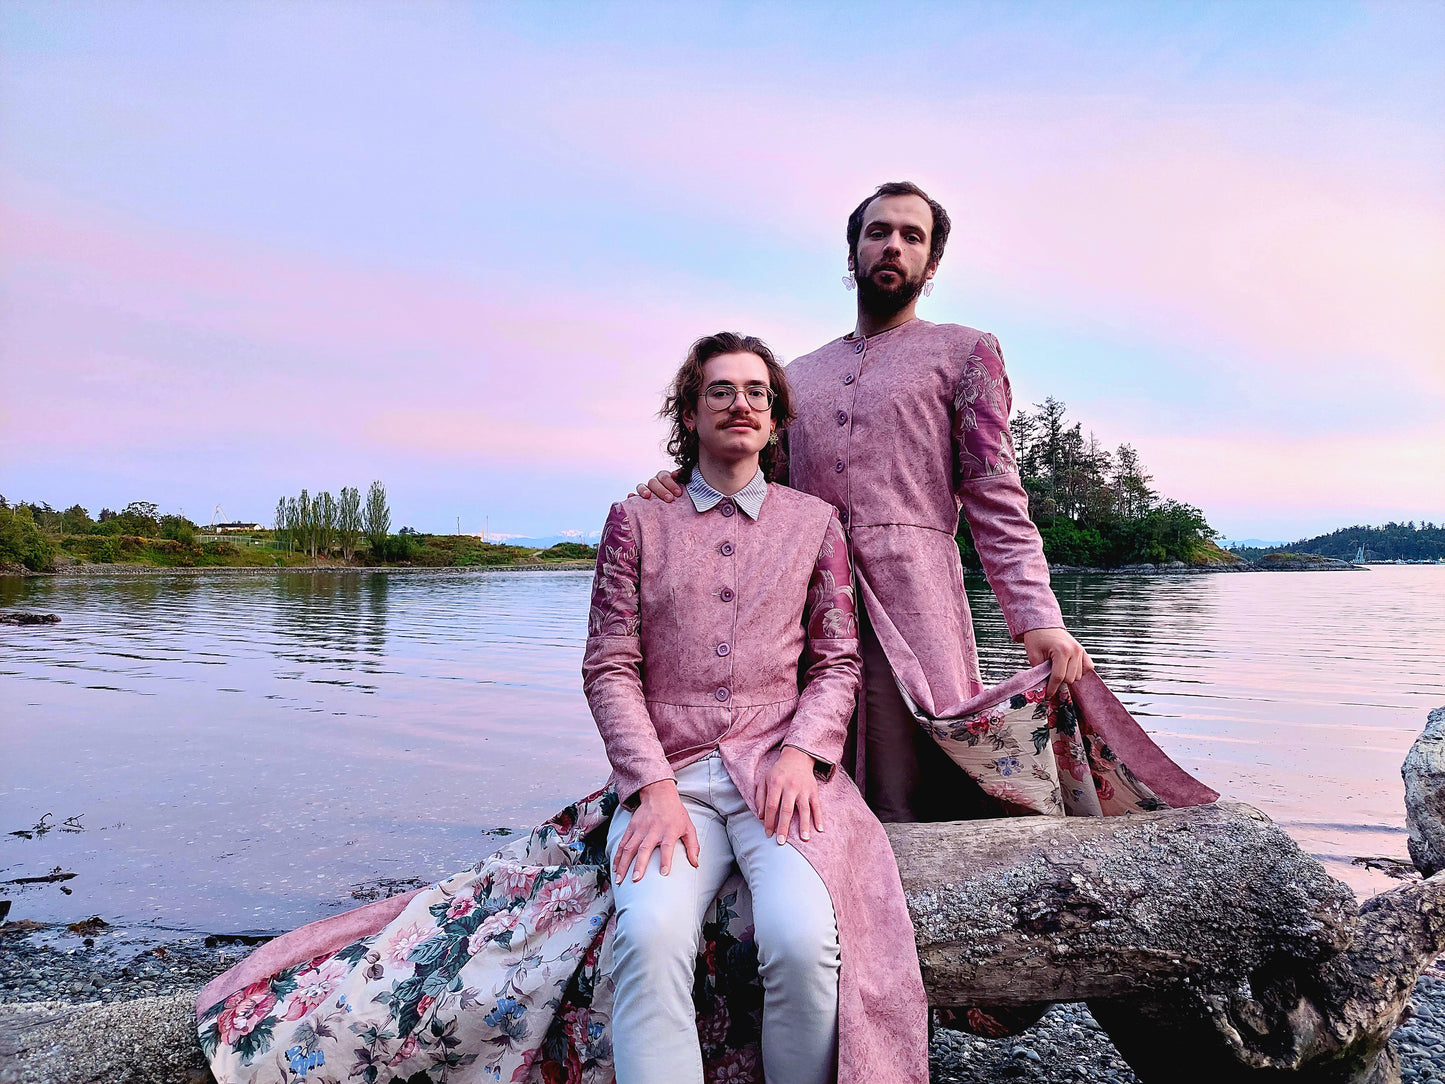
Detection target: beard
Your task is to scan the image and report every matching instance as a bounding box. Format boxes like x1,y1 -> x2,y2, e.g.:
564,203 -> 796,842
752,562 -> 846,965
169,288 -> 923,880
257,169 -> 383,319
856,260 -> 926,319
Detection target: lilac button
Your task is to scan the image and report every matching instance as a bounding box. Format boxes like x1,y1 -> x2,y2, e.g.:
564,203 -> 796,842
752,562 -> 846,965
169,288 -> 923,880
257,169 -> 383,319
720,542 -> 734,556
720,502 -> 735,518
843,373 -> 855,385
836,410 -> 848,425
834,459 -> 845,473
720,587 -> 734,602
715,687 -> 730,702
853,341 -> 864,354
716,643 -> 730,657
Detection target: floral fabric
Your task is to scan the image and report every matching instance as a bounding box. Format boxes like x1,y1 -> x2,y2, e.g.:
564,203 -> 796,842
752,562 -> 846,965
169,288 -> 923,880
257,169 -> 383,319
587,510 -> 640,639
805,514 -> 857,643
200,787 -> 770,1084
909,677 -> 1166,818
953,332 -> 1018,482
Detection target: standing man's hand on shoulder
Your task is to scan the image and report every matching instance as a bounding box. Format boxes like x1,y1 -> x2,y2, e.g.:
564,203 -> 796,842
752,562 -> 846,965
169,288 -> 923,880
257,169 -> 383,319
635,470 -> 684,502
611,780 -> 699,883
1022,627 -> 1094,697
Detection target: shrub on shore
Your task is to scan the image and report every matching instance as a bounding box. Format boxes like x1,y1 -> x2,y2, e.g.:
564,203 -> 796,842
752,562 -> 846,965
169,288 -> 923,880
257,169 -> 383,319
0,505 -> 57,572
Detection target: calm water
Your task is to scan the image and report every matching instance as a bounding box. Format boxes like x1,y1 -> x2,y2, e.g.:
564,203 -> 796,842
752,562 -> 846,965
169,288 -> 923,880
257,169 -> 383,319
1,566 -> 1442,938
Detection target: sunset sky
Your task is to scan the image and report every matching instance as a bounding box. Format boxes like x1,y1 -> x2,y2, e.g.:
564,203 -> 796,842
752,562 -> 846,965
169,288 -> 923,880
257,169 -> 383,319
3,1 -> 1442,542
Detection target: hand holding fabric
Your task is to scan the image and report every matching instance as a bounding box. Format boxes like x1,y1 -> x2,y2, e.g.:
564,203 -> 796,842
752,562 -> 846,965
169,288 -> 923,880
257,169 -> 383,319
1021,626 -> 1094,696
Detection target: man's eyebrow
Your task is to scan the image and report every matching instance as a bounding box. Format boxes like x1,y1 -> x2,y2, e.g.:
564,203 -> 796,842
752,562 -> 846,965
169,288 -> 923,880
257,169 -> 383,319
866,217 -> 927,234
706,379 -> 770,386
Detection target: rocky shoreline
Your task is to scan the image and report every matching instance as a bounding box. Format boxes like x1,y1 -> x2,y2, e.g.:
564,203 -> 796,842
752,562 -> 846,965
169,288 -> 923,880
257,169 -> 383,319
2,560 -> 595,578
1,920 -> 1441,1083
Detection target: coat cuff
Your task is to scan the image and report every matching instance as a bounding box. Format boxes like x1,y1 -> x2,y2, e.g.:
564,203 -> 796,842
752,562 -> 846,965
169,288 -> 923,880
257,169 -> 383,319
614,764 -> 678,810
782,742 -> 839,782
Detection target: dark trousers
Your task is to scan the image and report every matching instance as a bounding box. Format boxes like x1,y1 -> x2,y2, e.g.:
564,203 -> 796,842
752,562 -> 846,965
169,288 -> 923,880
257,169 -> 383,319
857,610 -> 1050,1036
857,608 -> 997,824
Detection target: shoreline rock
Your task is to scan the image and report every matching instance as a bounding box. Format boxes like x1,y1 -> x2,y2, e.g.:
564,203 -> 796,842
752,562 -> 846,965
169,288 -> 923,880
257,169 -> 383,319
1405,705 -> 1445,879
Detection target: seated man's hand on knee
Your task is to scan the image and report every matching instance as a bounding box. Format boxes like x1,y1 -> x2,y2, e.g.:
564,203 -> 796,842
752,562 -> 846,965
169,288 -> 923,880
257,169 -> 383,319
756,746 -> 825,845
613,780 -> 700,883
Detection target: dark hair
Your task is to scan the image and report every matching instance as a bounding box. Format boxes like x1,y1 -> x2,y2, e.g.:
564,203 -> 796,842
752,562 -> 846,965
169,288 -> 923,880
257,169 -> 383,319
846,181 -> 951,269
661,332 -> 795,484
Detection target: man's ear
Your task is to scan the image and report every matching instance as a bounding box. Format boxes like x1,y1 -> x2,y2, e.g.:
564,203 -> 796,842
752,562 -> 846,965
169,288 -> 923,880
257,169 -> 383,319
683,406 -> 696,432
847,251 -> 856,273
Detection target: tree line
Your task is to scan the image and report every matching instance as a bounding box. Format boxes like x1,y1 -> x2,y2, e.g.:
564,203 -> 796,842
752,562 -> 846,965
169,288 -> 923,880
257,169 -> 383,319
0,484 -> 399,571
958,397 -> 1217,569
1230,523 -> 1445,563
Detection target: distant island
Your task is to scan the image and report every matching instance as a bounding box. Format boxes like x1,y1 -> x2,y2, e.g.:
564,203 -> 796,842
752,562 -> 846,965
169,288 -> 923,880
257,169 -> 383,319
1228,523 -> 1445,564
0,482 -> 598,574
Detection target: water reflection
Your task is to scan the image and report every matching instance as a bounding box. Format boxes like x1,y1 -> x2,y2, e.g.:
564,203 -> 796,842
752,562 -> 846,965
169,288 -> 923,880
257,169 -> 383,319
1,566 -> 1441,935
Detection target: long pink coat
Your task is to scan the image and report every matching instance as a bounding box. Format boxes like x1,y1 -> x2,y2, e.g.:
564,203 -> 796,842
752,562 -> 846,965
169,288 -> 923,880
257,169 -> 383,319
786,319 -> 1063,735
583,485 -> 929,1083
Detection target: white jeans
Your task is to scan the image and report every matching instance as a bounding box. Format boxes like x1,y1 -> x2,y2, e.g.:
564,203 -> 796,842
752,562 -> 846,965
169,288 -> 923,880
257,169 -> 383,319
606,753 -> 840,1084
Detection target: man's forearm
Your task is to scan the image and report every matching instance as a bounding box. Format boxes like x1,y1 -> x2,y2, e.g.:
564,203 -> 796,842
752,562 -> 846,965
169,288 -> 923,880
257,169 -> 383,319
961,476 -> 1063,639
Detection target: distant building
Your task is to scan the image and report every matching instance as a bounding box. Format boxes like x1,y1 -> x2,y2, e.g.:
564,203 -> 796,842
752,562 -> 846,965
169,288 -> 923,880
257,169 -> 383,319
214,521 -> 263,533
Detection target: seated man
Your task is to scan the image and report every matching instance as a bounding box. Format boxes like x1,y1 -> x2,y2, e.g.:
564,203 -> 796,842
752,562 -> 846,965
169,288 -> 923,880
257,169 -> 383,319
584,331 -> 927,1084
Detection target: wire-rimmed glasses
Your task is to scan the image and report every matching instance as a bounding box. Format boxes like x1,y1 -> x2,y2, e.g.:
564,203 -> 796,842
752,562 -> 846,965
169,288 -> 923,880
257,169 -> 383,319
703,384 -> 775,412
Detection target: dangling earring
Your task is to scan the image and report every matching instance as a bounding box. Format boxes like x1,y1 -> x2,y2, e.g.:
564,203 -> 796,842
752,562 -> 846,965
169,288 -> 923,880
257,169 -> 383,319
842,272 -> 856,291
767,430 -> 779,445
922,278 -> 934,297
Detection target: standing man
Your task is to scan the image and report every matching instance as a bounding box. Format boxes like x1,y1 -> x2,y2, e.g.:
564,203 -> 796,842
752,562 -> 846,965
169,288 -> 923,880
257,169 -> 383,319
643,181 -> 1092,822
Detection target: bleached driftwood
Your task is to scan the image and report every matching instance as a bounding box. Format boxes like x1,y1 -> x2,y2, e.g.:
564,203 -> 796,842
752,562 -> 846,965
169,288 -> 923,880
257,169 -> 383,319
887,800 -> 1355,1007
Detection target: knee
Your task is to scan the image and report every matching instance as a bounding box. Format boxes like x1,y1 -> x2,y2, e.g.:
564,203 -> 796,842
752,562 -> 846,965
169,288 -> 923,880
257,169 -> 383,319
613,895 -> 698,975
754,904 -> 839,978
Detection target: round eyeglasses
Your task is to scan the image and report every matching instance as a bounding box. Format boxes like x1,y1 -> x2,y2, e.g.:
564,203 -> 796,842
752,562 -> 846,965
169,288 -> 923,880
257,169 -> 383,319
703,384 -> 776,411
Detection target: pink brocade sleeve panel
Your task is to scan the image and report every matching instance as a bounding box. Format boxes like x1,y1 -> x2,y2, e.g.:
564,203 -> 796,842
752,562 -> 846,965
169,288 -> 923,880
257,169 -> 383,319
954,333 -> 1065,641
581,502 -> 674,806
786,512 -> 862,775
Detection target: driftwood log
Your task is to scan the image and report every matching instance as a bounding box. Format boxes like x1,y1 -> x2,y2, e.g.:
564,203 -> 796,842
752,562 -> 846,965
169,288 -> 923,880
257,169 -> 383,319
5,706 -> 1445,1084
888,800 -> 1355,1007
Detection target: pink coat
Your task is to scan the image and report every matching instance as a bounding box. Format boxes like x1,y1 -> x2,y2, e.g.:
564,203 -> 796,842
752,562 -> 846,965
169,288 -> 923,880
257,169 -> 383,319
786,319 -> 1063,726
582,486 -> 930,1083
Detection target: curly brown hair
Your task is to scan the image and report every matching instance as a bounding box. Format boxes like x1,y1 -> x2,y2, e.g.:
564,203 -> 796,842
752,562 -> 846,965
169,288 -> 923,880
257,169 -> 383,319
660,332 -> 795,484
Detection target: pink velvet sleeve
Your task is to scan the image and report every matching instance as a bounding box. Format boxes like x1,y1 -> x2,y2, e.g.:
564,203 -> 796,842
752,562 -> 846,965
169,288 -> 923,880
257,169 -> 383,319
954,333 -> 1065,640
581,502 -> 674,805
785,512 -> 862,776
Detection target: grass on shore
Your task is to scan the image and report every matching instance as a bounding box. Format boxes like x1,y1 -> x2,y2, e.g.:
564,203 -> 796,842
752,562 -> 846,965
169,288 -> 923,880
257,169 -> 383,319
50,532 -> 596,571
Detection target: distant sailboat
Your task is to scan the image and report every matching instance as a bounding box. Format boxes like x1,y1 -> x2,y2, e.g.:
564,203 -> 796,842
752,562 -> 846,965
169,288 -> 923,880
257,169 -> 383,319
1353,545 -> 1366,565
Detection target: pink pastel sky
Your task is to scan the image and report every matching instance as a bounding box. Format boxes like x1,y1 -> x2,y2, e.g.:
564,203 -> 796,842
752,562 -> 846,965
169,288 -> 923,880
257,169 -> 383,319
2,2 -> 1441,541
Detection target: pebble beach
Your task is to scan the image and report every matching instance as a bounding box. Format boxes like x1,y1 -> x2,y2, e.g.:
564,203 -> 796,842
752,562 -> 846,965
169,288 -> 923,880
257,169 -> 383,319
2,922 -> 1442,1083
